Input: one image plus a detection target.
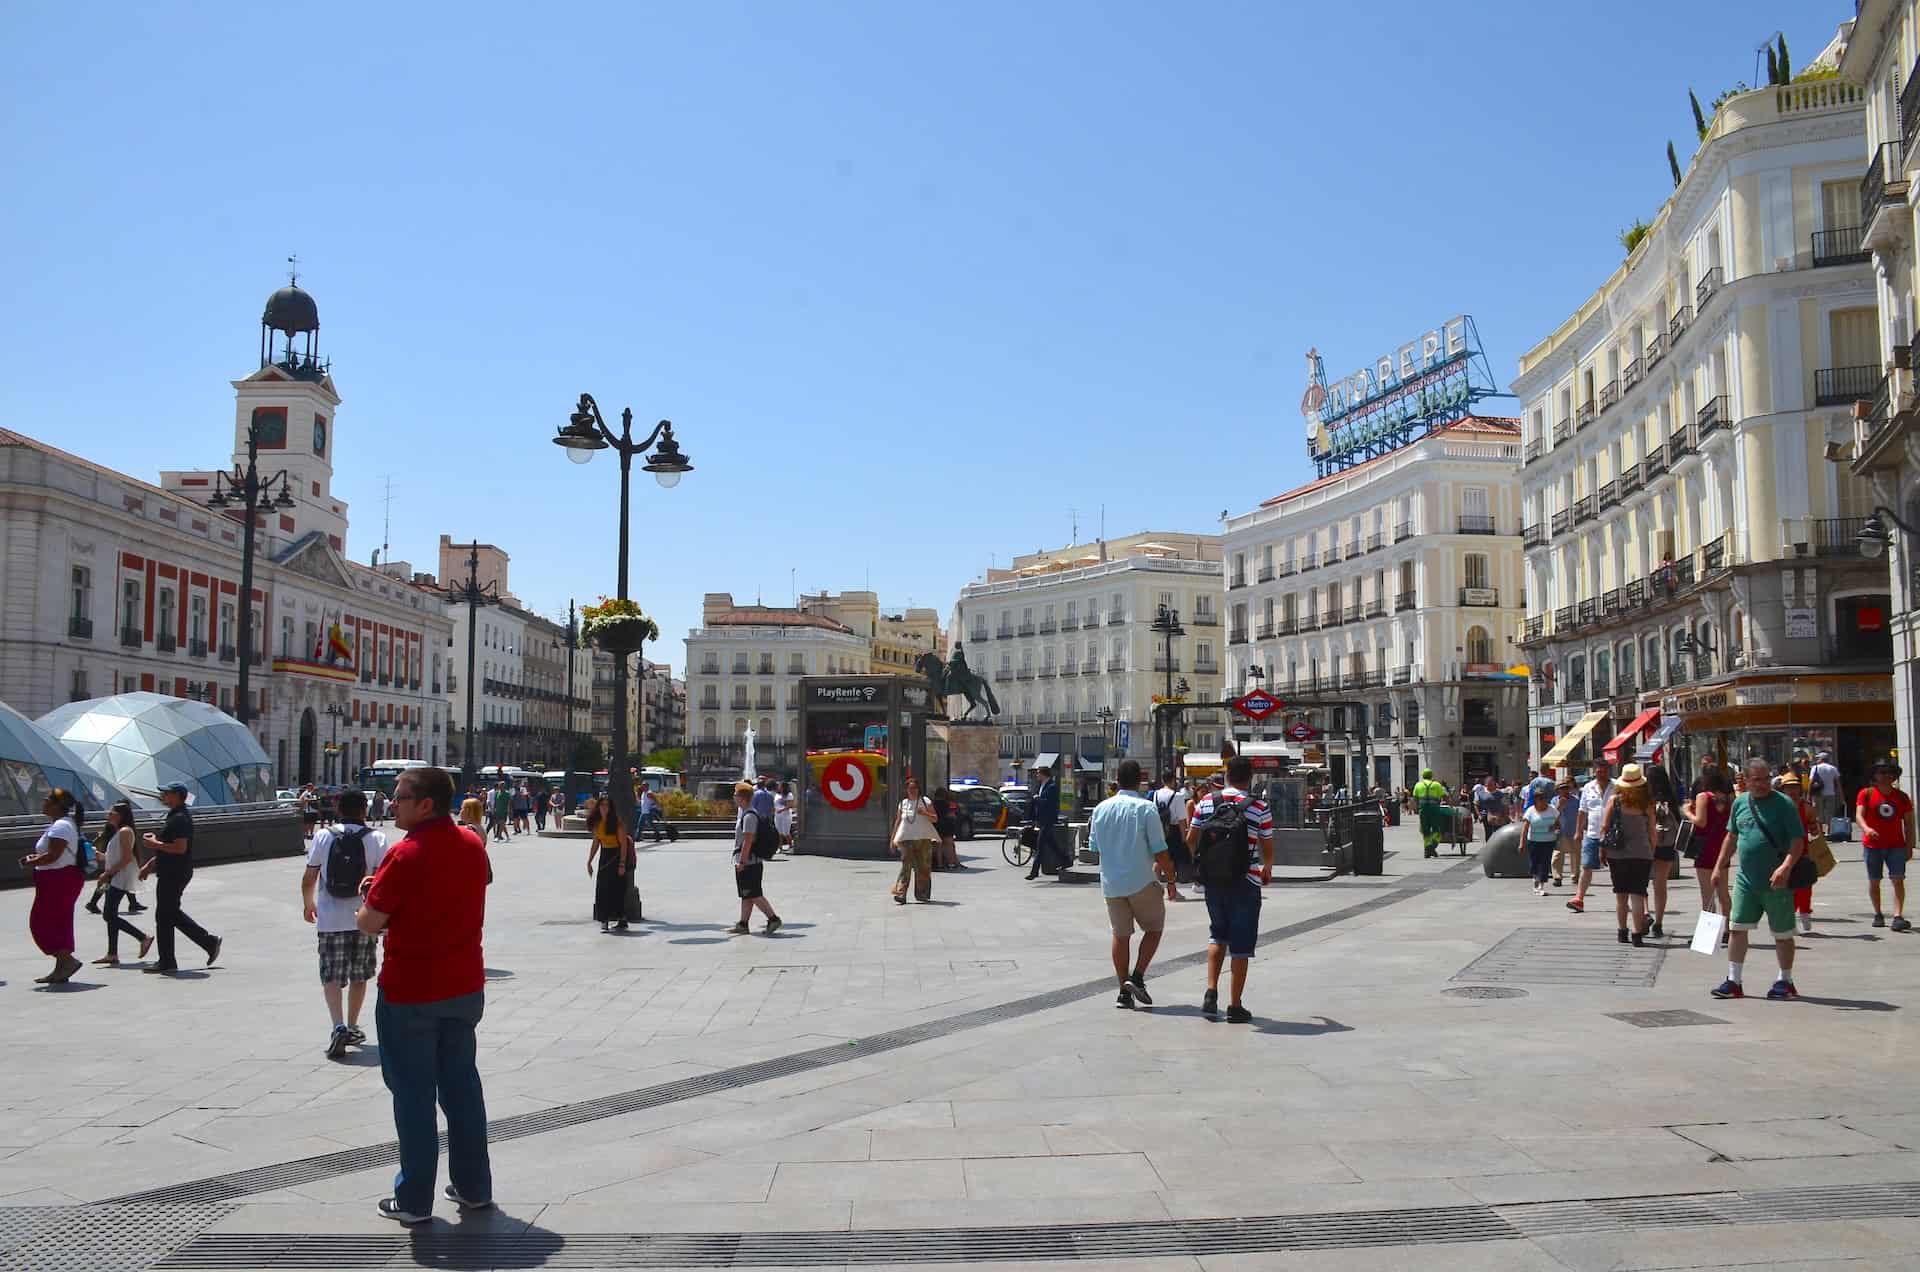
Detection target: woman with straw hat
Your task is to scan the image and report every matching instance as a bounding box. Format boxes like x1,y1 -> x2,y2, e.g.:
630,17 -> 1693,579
1601,763 -> 1658,945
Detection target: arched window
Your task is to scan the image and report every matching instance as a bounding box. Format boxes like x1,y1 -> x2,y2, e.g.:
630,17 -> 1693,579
702,717 -> 717,741
1643,634 -> 1662,688
1465,625 -> 1491,665
733,716 -> 748,739
759,716 -> 772,743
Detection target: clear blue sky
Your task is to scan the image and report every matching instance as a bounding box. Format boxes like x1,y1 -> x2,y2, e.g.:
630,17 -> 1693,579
0,1 -> 1844,669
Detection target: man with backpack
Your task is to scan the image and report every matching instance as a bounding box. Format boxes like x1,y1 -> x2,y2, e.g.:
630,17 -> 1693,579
1186,754 -> 1273,1023
303,789 -> 389,1059
729,780 -> 784,935
1152,771 -> 1191,902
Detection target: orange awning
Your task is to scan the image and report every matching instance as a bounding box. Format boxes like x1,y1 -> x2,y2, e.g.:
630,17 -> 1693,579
1603,708 -> 1661,763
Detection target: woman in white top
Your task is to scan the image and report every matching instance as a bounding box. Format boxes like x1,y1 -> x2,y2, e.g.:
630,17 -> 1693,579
21,788 -> 87,984
889,776 -> 941,905
92,799 -> 152,966
774,782 -> 794,848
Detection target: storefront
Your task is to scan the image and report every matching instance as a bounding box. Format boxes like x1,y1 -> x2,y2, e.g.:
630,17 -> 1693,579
1657,674 -> 1896,799
794,677 -> 949,858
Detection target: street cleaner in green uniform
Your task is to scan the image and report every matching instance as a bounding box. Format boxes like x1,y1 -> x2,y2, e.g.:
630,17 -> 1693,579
1413,769 -> 1449,859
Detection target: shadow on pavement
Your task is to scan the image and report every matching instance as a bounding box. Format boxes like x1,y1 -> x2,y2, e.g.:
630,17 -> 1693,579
1794,995 -> 1899,1012
1254,1015 -> 1355,1037
36,981 -> 105,993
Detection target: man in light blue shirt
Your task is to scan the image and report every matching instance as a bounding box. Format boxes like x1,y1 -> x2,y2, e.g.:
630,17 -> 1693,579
1088,759 -> 1173,1009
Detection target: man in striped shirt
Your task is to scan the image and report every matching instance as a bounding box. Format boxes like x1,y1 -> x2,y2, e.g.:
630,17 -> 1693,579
1186,755 -> 1273,1023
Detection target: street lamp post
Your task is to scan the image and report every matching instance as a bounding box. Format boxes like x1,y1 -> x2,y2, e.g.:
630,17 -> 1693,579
1150,604 -> 1185,774
205,421 -> 296,726
551,393 -> 691,841
323,703 -> 346,785
554,599 -> 580,814
439,542 -> 500,793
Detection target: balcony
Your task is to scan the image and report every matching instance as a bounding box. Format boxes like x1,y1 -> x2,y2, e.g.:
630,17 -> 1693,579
1577,598 -> 1599,624
1458,587 -> 1498,607
1276,562 -> 1297,578
1395,590 -> 1416,612
1673,555 -> 1696,589
1229,573 -> 1248,590
1194,659 -> 1219,675
1551,508 -> 1572,535
992,667 -> 1013,683
1814,365 -> 1879,408
1037,619 -> 1057,635
1571,495 -> 1595,525
1524,438 -> 1543,464
1523,616 -> 1543,641
1276,617 -> 1298,636
1367,532 -> 1385,553
1644,441 -> 1670,477
1326,545 -> 1344,564
1576,400 -> 1596,430
1299,554 -> 1318,573
1084,611 -> 1100,627
1626,578 -> 1647,607
156,633 -> 177,653
1904,57 -> 1920,159
1668,305 -> 1691,345
1552,419 -> 1573,445
188,638 -> 207,659
1621,461 -> 1644,495
1351,669 -> 1385,689
1061,660 -> 1078,677
1811,224 -> 1868,267
1702,534 -> 1728,572
68,616 -> 92,639
1598,380 -> 1619,412
1300,614 -> 1320,632
1106,657 -> 1126,671
1037,666 -> 1056,678
1343,604 -> 1363,624
994,626 -> 1013,640
1696,265 -> 1723,311
1323,608 -> 1345,628
1015,668 -> 1035,680
1863,142 -> 1909,250
1256,565 -> 1274,583
218,644 -> 236,663
1591,676 -> 1610,700
1107,612 -> 1126,626
1695,395 -> 1732,443
1191,611 -> 1219,626
1645,332 -> 1665,369
1669,423 -> 1696,460
1459,514 -> 1497,535
1598,479 -> 1620,511
1255,621 -> 1276,640
1622,356 -> 1642,389
1566,676 -> 1587,703
1228,628 -> 1249,646
1602,587 -> 1622,615
1036,711 -> 1055,725
1615,674 -> 1636,697
1522,522 -> 1545,548
1057,616 -> 1077,632
1807,516 -> 1869,557
1392,666 -> 1413,685
1554,605 -> 1575,631
120,626 -> 141,648
1016,622 -> 1036,636
1395,521 -> 1413,542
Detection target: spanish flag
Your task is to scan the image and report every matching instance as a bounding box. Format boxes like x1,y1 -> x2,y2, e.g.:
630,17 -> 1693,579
328,620 -> 354,664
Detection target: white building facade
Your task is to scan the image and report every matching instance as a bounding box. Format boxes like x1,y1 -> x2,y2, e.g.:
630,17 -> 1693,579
1222,418 -> 1528,790
1516,72 -> 1896,781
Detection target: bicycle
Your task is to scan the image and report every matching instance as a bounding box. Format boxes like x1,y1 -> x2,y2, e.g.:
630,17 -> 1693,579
1000,821 -> 1033,868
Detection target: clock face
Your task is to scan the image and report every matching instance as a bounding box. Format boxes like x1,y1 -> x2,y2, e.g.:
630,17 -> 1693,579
313,416 -> 327,455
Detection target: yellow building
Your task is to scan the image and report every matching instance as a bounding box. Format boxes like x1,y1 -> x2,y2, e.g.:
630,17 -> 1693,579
1516,49 -> 1897,781
1838,3 -> 1920,784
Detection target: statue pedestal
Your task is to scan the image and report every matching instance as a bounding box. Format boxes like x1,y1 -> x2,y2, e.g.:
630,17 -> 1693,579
947,721 -> 1003,787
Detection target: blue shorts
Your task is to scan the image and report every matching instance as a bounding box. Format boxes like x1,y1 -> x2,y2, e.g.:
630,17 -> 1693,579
1865,847 -> 1909,881
1581,838 -> 1603,870
1204,881 -> 1262,960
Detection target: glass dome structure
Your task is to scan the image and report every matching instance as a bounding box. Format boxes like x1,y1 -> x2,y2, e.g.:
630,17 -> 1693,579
0,698 -> 129,816
38,692 -> 273,807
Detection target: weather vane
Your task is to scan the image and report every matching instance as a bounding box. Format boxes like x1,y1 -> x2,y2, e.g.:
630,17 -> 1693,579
287,253 -> 299,286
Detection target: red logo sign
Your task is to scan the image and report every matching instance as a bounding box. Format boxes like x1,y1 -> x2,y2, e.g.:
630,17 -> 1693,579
1285,721 -> 1321,742
1233,691 -> 1281,721
820,756 -> 873,811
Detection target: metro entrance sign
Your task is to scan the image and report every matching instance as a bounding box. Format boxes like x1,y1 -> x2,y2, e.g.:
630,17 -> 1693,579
1233,690 -> 1282,722
1285,721 -> 1321,742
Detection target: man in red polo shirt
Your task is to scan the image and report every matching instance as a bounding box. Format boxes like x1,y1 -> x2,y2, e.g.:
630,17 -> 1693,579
1858,759 -> 1916,932
357,765 -> 493,1225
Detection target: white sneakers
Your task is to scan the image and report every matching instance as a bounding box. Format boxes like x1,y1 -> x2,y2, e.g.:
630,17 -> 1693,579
1798,912 -> 1814,934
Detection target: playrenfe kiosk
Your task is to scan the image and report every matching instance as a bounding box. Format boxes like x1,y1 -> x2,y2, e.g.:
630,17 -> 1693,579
794,676 -> 949,858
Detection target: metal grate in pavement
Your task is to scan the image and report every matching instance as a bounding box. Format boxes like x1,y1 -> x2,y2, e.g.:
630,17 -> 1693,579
1453,926 -> 1668,988
1607,1008 -> 1728,1028
0,1204 -> 226,1272
114,861 -> 1481,1208
1443,985 -> 1528,999
150,1180 -> 1920,1268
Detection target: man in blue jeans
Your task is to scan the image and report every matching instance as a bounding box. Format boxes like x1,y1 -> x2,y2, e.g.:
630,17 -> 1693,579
357,766 -> 493,1225
1186,755 -> 1273,1023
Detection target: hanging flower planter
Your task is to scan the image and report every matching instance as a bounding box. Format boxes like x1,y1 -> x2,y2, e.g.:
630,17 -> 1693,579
581,598 -> 659,655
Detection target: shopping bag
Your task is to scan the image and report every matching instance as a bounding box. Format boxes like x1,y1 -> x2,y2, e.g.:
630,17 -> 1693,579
1828,816 -> 1851,842
1807,833 -> 1837,879
1690,905 -> 1727,955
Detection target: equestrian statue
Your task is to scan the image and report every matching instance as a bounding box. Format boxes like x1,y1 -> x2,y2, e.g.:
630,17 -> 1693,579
917,644 -> 1000,721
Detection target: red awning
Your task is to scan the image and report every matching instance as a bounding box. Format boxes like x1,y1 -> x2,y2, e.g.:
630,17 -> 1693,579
1603,708 -> 1661,762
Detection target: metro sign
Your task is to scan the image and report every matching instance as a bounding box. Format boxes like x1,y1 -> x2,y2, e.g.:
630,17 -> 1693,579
1233,690 -> 1282,721
1285,721 -> 1321,742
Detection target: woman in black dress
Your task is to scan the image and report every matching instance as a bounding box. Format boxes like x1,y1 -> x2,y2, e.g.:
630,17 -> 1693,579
585,797 -> 634,931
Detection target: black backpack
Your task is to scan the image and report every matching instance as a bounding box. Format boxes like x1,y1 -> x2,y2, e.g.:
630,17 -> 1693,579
325,826 -> 371,898
1153,788 -> 1176,842
750,813 -> 781,861
1195,796 -> 1252,889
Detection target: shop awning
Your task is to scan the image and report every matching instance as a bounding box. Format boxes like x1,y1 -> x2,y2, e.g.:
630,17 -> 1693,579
1540,709 -> 1610,769
1603,709 -> 1661,763
1030,752 -> 1060,775
1636,716 -> 1685,762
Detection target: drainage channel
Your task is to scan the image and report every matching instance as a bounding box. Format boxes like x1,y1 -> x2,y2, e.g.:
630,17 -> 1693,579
145,1180 -> 1920,1268
111,862 -> 1477,1208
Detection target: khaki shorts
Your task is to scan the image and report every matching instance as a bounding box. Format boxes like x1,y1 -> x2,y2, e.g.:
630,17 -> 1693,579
1105,883 -> 1167,937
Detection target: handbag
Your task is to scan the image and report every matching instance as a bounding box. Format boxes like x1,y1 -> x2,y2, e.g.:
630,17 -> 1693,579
1737,796 -> 1818,891
1599,801 -> 1621,853
1675,819 -> 1697,861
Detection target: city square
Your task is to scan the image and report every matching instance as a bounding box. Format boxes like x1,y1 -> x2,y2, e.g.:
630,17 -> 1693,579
2,823 -> 1919,1269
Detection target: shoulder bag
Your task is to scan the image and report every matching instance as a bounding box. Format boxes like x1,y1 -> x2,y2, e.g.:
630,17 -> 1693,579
1736,797 -> 1818,890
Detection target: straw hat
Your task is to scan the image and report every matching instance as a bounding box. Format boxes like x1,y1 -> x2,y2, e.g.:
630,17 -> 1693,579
1615,763 -> 1648,788
1777,770 -> 1803,790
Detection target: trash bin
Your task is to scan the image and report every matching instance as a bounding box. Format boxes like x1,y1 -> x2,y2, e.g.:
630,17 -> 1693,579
1348,808 -> 1384,876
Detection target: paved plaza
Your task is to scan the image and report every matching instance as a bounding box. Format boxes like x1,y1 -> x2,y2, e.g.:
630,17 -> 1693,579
2,820 -> 1919,1270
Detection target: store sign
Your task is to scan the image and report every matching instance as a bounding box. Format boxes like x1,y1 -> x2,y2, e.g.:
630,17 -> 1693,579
1784,608 -> 1817,639
1316,317 -> 1469,425
1233,690 -> 1281,721
810,683 -> 880,704
1460,588 -> 1498,608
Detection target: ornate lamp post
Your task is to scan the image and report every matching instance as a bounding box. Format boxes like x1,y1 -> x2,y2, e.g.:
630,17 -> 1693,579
551,393 -> 691,838
205,421 -> 296,726
438,542 -> 500,793
323,702 -> 347,785
551,599 -> 582,813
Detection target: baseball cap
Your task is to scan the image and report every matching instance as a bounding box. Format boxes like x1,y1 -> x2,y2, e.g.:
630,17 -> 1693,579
161,781 -> 190,796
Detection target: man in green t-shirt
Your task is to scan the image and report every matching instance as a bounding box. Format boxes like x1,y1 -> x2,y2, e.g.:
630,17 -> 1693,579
1710,758 -> 1806,1001
489,782 -> 512,842
1412,770 -> 1448,859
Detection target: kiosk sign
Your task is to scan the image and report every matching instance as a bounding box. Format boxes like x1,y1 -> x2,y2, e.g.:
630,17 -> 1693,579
820,755 -> 873,811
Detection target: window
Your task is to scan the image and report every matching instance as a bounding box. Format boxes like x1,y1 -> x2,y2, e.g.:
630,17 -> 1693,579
189,595 -> 206,642
71,566 -> 90,622
1110,591 -> 1124,621
120,579 -> 140,635
69,667 -> 87,702
219,603 -> 234,650
1464,553 -> 1490,591
280,615 -> 294,657
732,653 -> 749,674
1404,697 -> 1419,733
157,587 -> 176,635
1465,625 -> 1491,665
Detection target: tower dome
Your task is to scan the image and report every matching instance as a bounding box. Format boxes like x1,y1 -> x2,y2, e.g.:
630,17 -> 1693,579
262,284 -> 319,334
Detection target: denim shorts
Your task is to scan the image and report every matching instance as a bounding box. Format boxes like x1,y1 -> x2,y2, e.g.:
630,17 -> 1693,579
1581,838 -> 1603,870
1865,847 -> 1909,881
1204,881 -> 1262,960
